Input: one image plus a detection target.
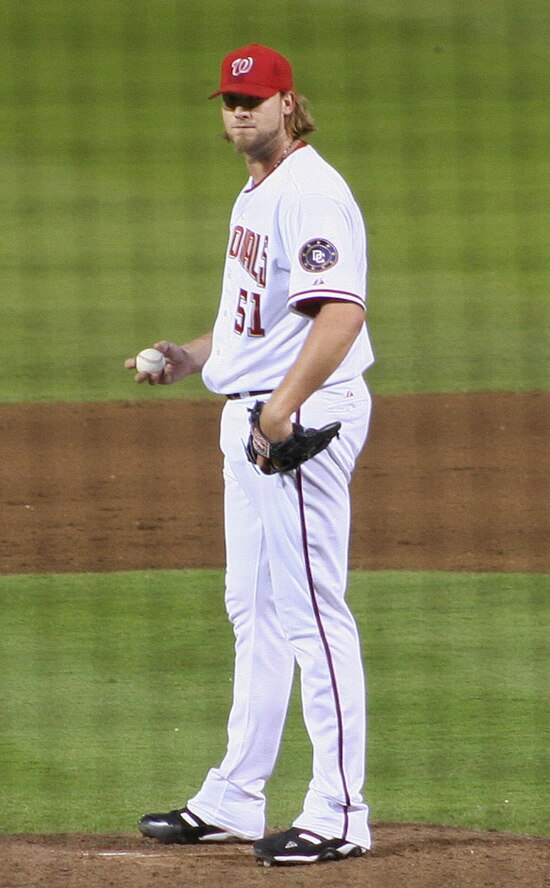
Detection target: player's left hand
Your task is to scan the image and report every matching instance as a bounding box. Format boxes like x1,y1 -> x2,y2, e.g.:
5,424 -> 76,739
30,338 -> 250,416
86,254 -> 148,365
253,401 -> 293,442
246,400 -> 341,475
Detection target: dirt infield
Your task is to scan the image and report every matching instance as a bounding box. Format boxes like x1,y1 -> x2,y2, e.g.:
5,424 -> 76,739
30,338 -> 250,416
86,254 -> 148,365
1,391 -> 548,575
1,825 -> 548,888
1,390 -> 548,888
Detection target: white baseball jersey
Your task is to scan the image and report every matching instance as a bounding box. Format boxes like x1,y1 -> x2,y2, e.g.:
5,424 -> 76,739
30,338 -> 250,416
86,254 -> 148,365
202,143 -> 375,395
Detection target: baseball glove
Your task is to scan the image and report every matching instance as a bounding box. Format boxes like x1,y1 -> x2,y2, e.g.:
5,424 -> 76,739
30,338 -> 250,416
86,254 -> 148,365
245,400 -> 341,475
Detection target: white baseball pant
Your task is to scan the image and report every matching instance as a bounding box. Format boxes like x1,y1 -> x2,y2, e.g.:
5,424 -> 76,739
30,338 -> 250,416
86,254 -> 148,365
188,377 -> 372,848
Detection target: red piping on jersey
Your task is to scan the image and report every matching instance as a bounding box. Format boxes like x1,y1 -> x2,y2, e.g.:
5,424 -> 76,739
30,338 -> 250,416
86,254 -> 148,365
290,289 -> 366,306
244,140 -> 308,192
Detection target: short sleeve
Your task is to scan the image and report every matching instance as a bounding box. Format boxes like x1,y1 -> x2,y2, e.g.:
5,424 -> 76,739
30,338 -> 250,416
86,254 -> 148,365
279,192 -> 367,317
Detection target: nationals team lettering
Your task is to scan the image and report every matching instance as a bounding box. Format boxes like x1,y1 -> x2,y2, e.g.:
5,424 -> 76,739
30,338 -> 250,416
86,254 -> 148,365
228,226 -> 269,288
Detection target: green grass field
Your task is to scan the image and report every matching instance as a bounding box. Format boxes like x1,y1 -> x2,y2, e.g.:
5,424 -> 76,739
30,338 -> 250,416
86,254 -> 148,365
1,570 -> 548,836
0,0 -> 549,400
0,0 -> 548,840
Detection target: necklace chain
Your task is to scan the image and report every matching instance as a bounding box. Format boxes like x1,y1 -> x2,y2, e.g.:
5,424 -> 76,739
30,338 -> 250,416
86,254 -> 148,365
272,140 -> 295,172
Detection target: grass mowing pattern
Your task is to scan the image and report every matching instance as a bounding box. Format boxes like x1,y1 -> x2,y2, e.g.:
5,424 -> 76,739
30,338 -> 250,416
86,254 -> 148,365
1,569 -> 547,835
0,0 -> 549,401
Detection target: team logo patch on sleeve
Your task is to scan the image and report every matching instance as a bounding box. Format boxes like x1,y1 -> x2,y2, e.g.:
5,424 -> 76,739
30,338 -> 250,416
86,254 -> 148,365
299,238 -> 339,272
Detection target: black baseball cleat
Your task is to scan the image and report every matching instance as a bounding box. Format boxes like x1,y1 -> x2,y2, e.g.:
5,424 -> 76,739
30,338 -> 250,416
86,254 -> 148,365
253,827 -> 367,866
138,806 -> 236,844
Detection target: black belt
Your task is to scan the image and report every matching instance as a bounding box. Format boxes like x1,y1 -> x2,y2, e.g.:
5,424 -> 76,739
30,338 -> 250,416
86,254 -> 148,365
226,389 -> 273,400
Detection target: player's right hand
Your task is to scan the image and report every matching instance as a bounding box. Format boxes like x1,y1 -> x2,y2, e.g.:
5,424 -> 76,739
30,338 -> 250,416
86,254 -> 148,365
124,341 -> 192,385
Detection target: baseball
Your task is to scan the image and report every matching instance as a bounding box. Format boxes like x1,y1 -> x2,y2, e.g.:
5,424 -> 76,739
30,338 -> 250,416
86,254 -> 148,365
136,348 -> 166,374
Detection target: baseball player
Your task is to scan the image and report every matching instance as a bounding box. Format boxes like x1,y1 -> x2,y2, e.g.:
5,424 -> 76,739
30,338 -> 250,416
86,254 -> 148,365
127,44 -> 375,866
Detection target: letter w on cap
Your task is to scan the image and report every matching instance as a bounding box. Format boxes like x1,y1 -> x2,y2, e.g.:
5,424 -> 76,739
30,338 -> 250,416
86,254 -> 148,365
231,57 -> 254,76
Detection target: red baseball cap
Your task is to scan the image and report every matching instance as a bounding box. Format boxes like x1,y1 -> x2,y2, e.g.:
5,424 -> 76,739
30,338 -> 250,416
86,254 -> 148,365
209,44 -> 294,99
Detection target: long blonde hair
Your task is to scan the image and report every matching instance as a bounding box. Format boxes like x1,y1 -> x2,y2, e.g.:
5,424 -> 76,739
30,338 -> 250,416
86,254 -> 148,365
286,94 -> 316,139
